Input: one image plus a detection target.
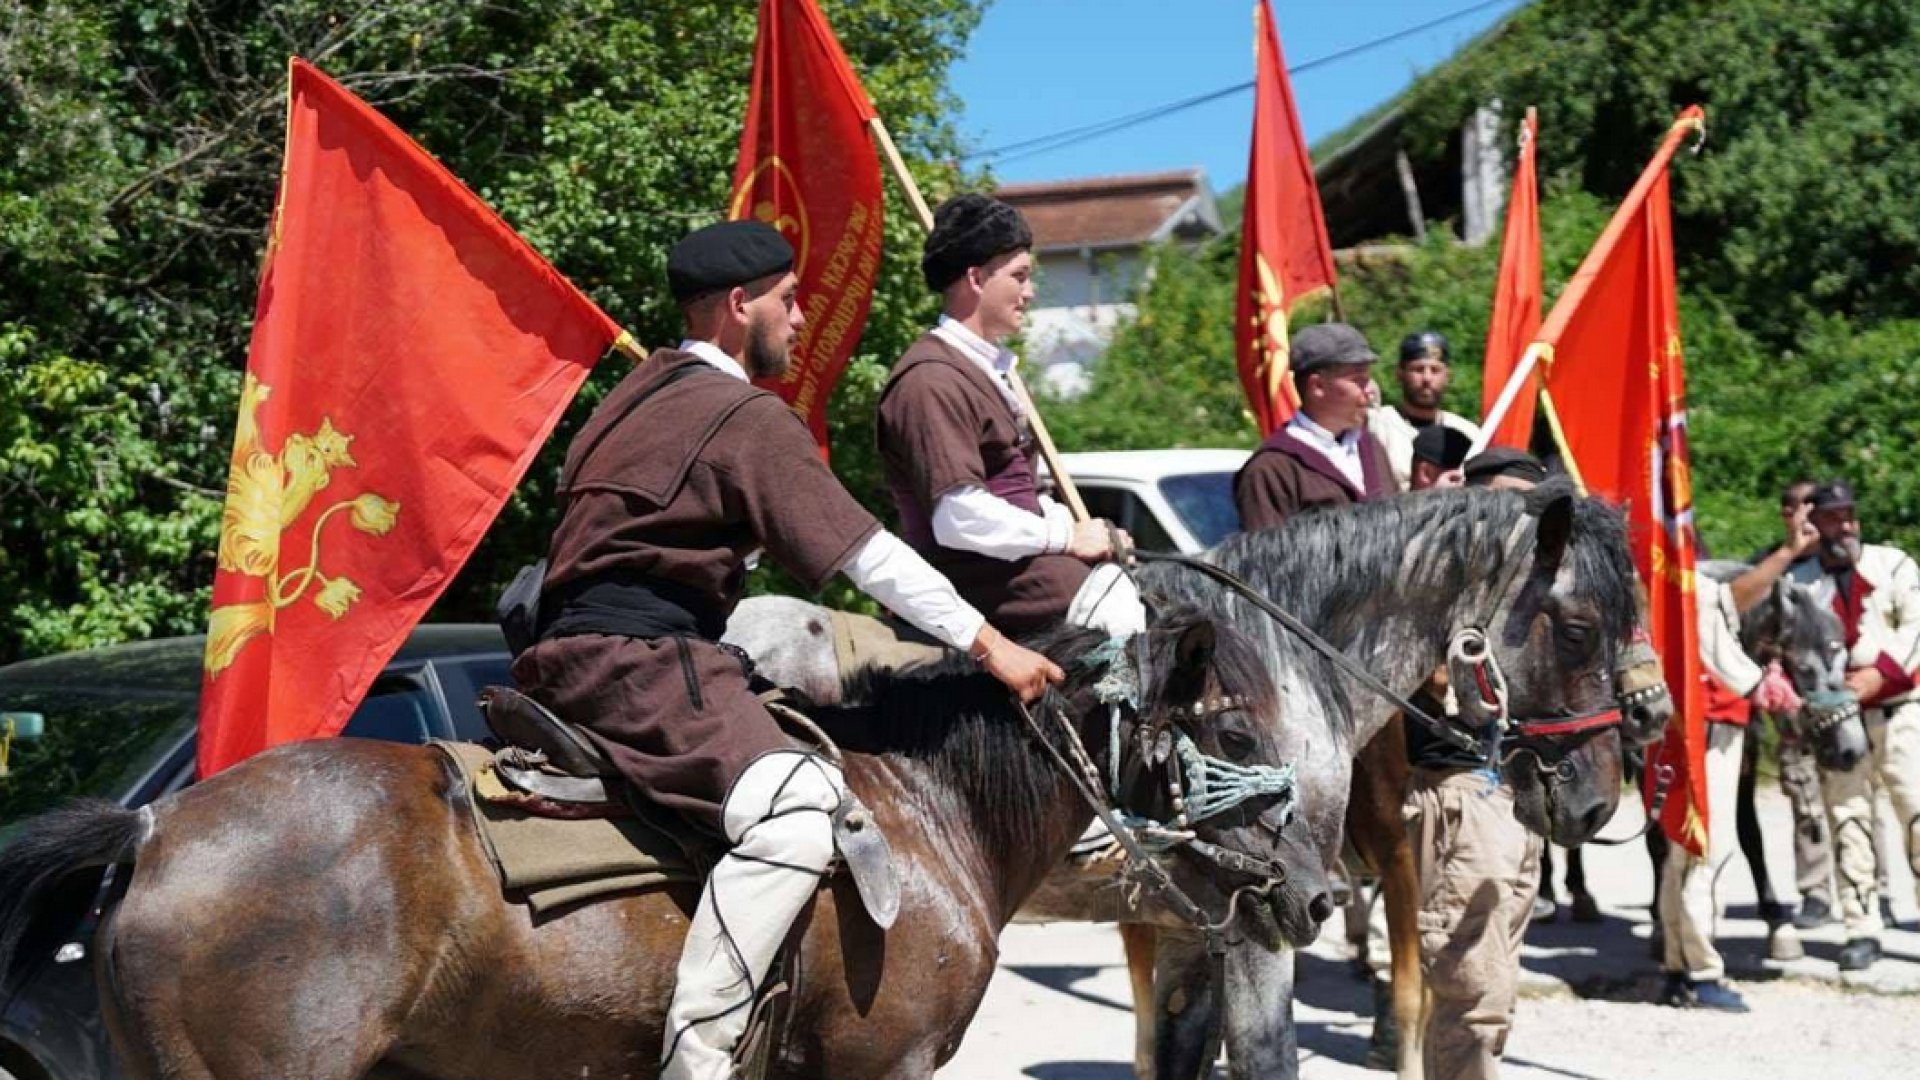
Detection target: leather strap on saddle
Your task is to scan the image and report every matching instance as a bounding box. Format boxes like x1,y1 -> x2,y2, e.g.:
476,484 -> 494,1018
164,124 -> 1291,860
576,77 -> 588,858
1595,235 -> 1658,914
481,686 -> 618,779
478,685 -> 901,929
832,794 -> 899,929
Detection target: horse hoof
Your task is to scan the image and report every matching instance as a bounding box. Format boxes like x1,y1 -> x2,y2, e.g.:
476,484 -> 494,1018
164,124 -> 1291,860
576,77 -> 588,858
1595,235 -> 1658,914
1768,924 -> 1805,962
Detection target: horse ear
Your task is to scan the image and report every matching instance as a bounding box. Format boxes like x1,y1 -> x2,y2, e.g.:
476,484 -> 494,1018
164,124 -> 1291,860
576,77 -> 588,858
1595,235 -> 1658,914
1175,619 -> 1217,668
1524,477 -> 1576,570
1772,576 -> 1794,616
1165,620 -> 1219,704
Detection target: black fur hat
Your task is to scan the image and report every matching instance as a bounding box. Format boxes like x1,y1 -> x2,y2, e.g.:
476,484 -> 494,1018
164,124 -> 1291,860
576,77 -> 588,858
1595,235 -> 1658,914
922,194 -> 1033,292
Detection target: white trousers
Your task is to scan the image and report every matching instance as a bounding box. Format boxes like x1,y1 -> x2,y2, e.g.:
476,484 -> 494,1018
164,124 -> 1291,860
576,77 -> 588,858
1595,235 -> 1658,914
1659,721 -> 1743,981
1066,562 -> 1146,637
661,751 -> 844,1080
1820,698 -> 1920,938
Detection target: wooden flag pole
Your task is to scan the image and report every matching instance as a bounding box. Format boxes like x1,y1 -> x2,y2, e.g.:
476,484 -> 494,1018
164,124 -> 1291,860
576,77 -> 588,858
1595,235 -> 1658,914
868,116 -> 1092,523
610,329 -> 648,363
1468,107 -> 1704,462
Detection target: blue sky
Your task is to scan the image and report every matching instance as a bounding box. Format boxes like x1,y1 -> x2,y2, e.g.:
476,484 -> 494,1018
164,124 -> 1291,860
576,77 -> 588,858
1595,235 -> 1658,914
949,0 -> 1529,189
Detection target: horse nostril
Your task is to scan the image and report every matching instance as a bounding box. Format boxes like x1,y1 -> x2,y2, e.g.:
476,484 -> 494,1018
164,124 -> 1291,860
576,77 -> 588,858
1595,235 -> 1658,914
1581,801 -> 1610,839
1307,891 -> 1335,925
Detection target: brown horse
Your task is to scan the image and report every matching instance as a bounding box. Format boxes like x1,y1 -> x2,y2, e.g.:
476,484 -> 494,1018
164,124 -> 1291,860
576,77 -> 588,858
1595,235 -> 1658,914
0,612 -> 1324,1080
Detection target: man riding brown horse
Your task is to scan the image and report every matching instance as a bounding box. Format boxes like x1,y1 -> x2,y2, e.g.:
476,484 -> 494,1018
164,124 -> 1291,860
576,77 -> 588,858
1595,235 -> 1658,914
512,220 -> 1060,1080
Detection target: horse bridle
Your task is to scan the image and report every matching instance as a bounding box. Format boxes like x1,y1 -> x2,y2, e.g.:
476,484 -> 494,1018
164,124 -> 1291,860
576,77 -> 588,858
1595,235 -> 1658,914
1137,532 -> 1673,832
1011,636 -> 1301,956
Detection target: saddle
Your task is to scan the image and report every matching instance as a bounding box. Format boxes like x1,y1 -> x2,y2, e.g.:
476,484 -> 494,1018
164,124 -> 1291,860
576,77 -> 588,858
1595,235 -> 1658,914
475,685 -> 901,930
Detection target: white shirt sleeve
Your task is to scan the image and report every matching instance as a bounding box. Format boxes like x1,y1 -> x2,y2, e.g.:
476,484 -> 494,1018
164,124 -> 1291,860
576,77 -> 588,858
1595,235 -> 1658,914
840,530 -> 986,651
1696,576 -> 1764,697
931,484 -> 1072,561
1041,495 -> 1076,531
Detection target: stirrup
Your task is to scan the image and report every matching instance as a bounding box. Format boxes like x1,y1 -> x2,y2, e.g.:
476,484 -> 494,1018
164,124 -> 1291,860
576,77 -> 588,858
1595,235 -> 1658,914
480,686 -> 626,807
480,686 -> 618,778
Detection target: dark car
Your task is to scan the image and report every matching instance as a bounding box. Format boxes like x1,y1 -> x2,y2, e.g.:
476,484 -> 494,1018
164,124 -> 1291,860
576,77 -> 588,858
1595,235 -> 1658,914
0,625 -> 511,1080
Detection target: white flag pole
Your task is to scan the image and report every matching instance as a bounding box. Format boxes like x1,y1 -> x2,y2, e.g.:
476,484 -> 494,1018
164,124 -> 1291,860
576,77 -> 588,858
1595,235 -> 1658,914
1468,341 -> 1545,458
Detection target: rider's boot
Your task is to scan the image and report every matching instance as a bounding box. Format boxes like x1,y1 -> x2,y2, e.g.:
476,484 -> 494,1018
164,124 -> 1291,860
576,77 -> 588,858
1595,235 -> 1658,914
661,752 -> 843,1080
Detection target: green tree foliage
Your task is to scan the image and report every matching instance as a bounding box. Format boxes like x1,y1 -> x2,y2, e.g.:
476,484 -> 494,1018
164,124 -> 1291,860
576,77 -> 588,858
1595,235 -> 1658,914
1061,0 -> 1920,560
0,0 -> 979,661
1394,0 -> 1920,556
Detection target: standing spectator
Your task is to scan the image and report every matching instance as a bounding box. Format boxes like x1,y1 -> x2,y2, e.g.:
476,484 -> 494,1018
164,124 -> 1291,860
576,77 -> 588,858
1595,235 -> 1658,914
1796,482 -> 1920,970
1234,322 -> 1397,531
1657,576 -> 1802,1010
1726,480 -> 1840,936
1367,330 -> 1484,491
1398,447 -> 1548,1079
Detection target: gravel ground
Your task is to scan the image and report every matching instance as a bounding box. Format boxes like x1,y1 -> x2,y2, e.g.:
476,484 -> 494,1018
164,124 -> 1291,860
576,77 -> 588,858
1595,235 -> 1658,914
944,786 -> 1920,1079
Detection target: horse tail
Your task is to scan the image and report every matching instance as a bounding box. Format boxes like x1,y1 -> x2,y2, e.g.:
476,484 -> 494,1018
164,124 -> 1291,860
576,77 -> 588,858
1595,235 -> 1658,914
0,798 -> 145,980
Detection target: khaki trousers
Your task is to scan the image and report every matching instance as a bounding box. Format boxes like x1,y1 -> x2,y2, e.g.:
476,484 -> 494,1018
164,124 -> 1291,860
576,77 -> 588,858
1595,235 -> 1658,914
1777,731 -> 1835,906
1406,768 -> 1542,1080
1820,698 -> 1920,938
1660,721 -> 1743,980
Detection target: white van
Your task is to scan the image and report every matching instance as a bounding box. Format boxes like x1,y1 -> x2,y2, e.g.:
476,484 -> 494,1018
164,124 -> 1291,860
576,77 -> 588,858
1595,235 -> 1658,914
1049,449 -> 1251,555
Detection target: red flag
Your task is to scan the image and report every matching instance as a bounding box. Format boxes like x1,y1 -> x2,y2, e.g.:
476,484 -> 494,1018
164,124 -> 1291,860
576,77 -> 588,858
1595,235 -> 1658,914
1479,108 -> 1542,449
197,59 -> 620,776
1536,107 -> 1709,853
1235,0 -> 1339,436
730,0 -> 886,450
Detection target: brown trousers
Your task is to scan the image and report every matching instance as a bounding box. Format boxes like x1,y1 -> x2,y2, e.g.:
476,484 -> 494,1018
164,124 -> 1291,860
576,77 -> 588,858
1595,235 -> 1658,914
1406,767 -> 1542,1080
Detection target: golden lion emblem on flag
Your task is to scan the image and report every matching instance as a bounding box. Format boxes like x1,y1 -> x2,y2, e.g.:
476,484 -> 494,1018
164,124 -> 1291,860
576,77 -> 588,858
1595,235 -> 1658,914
204,373 -> 401,676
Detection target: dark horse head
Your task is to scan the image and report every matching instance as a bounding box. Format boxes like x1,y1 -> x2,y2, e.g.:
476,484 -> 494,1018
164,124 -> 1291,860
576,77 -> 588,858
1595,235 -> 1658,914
1469,480 -> 1641,843
1121,606 -> 1334,948
1704,561 -> 1868,770
831,604 -> 1330,948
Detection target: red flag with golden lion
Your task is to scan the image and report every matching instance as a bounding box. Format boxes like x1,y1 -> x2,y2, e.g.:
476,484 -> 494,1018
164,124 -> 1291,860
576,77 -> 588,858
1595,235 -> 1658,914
198,60 -> 621,776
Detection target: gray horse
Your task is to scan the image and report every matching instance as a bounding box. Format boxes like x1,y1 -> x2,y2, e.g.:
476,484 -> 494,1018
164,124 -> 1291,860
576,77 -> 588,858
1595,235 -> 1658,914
1700,560 -> 1867,769
729,481 -> 1652,1080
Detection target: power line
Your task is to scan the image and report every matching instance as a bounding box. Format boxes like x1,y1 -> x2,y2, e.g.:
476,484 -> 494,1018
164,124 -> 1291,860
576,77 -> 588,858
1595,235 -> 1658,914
965,0 -> 1524,167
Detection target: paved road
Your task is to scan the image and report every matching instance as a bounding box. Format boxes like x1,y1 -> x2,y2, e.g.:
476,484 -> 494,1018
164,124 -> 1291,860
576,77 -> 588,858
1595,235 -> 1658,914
944,786 -> 1920,1079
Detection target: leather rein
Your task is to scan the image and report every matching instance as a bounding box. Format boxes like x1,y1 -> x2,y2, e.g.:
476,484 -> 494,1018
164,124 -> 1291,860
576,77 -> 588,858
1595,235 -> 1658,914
1135,548 -> 1671,840
1013,683 -> 1286,958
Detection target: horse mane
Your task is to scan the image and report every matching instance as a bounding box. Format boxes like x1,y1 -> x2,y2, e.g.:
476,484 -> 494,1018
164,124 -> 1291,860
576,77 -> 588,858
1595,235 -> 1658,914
1139,485 -> 1638,740
1702,558 -> 1843,657
812,606 -> 1274,856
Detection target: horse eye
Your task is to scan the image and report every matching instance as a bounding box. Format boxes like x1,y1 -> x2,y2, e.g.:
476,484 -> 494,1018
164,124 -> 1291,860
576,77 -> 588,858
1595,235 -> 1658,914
1559,622 -> 1593,645
1219,729 -> 1258,763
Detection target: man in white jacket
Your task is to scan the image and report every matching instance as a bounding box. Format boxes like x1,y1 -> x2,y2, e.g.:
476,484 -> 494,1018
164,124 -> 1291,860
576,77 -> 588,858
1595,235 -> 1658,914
1799,481 -> 1920,971
1657,573 -> 1801,1010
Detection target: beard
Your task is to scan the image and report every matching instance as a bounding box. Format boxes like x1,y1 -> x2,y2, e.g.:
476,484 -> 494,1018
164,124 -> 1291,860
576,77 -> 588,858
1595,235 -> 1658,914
743,319 -> 792,380
1823,535 -> 1862,567
1401,382 -> 1443,409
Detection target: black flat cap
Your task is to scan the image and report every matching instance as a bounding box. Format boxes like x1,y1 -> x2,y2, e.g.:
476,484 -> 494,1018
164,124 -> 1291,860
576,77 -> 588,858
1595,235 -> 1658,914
1810,481 -> 1856,511
1290,322 -> 1377,373
1463,447 -> 1547,487
1412,425 -> 1473,469
667,221 -> 794,302
923,194 -> 1032,291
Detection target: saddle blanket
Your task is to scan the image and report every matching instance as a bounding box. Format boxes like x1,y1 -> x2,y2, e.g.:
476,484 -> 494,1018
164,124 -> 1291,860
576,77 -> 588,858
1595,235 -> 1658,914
827,608 -> 949,683
434,741 -> 701,915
